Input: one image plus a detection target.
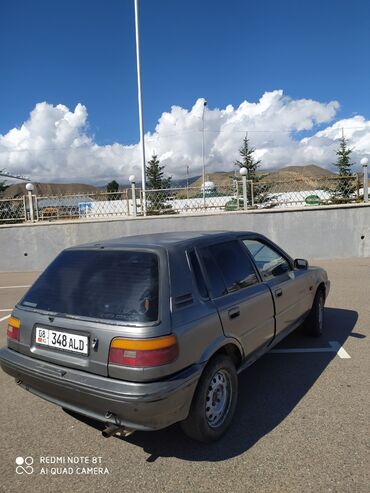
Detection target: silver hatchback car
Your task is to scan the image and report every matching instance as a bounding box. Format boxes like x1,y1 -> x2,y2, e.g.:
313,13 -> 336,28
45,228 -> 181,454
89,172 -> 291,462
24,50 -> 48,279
0,231 -> 329,442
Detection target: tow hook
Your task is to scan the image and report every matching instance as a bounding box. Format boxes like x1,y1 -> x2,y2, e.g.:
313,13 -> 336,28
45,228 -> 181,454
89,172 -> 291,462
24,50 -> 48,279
102,424 -> 136,438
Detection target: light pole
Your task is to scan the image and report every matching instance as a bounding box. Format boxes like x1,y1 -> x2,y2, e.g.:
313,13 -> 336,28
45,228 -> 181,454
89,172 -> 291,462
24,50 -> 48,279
134,0 -> 146,215
361,157 -> 369,203
239,167 -> 248,211
25,182 -> 35,222
202,99 -> 207,208
186,165 -> 190,200
129,174 -> 137,216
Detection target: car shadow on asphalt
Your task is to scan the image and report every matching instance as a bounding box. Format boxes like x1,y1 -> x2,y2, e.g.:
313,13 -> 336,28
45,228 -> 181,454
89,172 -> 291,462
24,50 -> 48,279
64,307 -> 359,462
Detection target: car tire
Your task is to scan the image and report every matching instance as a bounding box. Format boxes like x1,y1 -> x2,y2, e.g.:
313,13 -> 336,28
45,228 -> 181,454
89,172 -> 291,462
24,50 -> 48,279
304,288 -> 325,337
180,354 -> 238,443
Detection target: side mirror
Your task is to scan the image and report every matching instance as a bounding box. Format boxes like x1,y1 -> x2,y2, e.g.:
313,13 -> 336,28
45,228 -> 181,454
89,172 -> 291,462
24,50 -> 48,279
294,258 -> 308,270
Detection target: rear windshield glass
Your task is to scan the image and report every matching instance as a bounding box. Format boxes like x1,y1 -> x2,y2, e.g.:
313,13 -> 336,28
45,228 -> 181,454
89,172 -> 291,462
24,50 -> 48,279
21,250 -> 159,323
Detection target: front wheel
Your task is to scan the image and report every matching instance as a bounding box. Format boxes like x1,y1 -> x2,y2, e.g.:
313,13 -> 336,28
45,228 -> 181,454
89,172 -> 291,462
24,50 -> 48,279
304,288 -> 325,337
180,354 -> 238,443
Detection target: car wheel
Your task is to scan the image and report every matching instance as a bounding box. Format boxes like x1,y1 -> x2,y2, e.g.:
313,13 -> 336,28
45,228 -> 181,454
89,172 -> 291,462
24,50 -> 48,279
180,354 -> 238,443
304,288 -> 325,337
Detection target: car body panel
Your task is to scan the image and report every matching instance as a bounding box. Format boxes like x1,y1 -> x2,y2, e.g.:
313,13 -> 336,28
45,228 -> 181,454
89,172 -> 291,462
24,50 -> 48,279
211,284 -> 275,354
0,231 -> 330,432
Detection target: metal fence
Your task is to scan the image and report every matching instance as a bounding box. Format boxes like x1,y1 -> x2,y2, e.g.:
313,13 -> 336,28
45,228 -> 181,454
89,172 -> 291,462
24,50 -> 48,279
0,196 -> 27,223
34,190 -> 130,221
0,174 -> 367,225
250,175 -> 360,208
141,186 -> 238,215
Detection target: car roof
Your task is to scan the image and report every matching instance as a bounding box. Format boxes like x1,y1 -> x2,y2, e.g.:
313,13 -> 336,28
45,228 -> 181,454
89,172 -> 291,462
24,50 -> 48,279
69,231 -> 262,250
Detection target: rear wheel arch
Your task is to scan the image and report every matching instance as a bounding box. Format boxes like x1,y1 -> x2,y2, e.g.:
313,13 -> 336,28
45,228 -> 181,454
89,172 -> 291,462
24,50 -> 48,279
199,339 -> 243,370
316,281 -> 326,298
214,343 -> 243,370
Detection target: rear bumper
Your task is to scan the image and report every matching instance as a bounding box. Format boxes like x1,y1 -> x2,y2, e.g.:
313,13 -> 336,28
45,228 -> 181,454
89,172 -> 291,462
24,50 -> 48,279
0,347 -> 202,431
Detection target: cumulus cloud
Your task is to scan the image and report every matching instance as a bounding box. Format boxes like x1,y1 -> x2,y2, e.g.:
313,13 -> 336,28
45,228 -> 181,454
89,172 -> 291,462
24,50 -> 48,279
0,91 -> 369,184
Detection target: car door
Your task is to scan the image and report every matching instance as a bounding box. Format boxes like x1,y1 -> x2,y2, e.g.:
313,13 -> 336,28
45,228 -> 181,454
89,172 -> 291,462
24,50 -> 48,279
243,238 -> 312,336
197,240 -> 275,356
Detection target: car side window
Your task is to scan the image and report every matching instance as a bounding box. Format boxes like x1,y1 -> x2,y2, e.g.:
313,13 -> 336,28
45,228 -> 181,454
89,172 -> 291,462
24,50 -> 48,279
199,240 -> 259,297
197,247 -> 227,298
243,239 -> 291,281
187,250 -> 209,299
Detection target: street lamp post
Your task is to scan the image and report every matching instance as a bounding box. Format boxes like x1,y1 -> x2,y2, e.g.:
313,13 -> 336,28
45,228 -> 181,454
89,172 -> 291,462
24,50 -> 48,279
129,175 -> 137,216
239,167 -> 248,211
186,165 -> 190,200
25,182 -> 35,222
134,0 -> 146,215
361,157 -> 369,203
202,99 -> 207,209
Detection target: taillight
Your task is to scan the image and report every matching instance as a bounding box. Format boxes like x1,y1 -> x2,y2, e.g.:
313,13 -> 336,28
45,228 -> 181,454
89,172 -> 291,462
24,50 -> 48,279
7,317 -> 20,341
109,335 -> 178,368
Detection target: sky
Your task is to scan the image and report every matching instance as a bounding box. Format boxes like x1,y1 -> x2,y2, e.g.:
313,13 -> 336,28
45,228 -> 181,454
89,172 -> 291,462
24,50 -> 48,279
0,0 -> 369,184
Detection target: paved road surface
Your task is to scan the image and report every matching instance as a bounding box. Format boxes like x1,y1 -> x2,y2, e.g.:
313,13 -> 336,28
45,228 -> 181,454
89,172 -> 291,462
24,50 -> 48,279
0,259 -> 369,493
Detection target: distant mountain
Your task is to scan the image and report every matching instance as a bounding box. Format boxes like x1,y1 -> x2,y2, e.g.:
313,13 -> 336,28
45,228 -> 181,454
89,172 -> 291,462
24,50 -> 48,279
0,165 -> 339,198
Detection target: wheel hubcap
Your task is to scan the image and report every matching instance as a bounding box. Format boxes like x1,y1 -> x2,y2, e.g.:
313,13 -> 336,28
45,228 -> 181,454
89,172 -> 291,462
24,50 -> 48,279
205,369 -> 231,428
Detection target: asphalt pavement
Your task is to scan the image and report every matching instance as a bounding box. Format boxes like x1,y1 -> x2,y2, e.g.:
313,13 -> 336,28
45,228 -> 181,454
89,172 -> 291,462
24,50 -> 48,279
0,258 -> 369,493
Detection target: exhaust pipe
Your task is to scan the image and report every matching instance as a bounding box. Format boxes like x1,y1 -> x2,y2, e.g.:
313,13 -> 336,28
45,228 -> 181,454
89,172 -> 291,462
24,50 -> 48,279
102,424 -> 135,438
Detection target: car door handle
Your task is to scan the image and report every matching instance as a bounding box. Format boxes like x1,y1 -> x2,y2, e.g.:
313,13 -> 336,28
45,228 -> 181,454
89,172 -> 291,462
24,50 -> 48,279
275,288 -> 283,297
228,307 -> 240,319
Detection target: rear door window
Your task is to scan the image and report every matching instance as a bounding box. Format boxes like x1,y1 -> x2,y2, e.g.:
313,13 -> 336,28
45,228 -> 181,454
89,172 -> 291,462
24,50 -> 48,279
187,250 -> 209,299
21,250 -> 159,323
199,240 -> 259,298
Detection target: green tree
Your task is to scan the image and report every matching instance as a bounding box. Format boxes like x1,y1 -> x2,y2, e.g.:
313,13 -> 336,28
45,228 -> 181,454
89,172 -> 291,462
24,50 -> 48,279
234,136 -> 261,180
333,136 -> 355,201
0,169 -> 8,193
146,154 -> 173,214
234,136 -> 271,206
106,180 -> 121,200
146,154 -> 172,190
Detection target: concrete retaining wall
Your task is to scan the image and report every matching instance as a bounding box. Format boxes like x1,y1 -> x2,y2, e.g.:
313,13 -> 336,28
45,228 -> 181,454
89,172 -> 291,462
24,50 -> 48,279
1,203 -> 370,272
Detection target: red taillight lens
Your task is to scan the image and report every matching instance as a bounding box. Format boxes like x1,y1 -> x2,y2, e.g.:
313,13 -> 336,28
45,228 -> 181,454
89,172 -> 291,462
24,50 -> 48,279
109,335 -> 178,368
7,317 -> 20,341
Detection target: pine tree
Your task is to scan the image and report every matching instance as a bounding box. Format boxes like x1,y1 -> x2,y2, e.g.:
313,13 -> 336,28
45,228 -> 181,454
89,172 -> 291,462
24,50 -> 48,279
146,154 -> 172,214
146,154 -> 171,190
333,136 -> 355,200
234,136 -> 261,181
0,170 -> 8,193
234,136 -> 270,206
334,136 -> 353,176
106,180 -> 120,200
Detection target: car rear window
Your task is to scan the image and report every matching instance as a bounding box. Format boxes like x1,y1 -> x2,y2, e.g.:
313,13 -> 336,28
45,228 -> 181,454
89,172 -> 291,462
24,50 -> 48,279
20,250 -> 159,323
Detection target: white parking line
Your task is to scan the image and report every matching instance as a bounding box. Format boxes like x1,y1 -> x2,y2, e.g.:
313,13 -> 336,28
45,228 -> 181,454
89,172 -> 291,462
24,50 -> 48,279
0,315 -> 11,323
0,285 -> 30,289
270,340 -> 351,359
0,309 -> 12,312
328,341 -> 351,359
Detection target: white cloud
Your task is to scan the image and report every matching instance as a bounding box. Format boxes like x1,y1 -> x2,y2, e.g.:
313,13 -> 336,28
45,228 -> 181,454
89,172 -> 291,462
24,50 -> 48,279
0,91 -> 369,184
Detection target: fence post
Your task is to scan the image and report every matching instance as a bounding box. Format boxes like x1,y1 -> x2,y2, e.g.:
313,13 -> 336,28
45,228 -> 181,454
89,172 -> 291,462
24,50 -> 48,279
361,158 -> 369,203
25,183 -> 34,222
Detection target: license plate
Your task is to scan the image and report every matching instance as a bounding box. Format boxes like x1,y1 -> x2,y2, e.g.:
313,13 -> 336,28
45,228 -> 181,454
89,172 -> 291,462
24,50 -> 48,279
35,327 -> 89,355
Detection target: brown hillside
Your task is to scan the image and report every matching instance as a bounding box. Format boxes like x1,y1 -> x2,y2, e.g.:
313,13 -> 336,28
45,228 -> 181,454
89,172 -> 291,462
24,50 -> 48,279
191,164 -> 336,189
1,182 -> 100,199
